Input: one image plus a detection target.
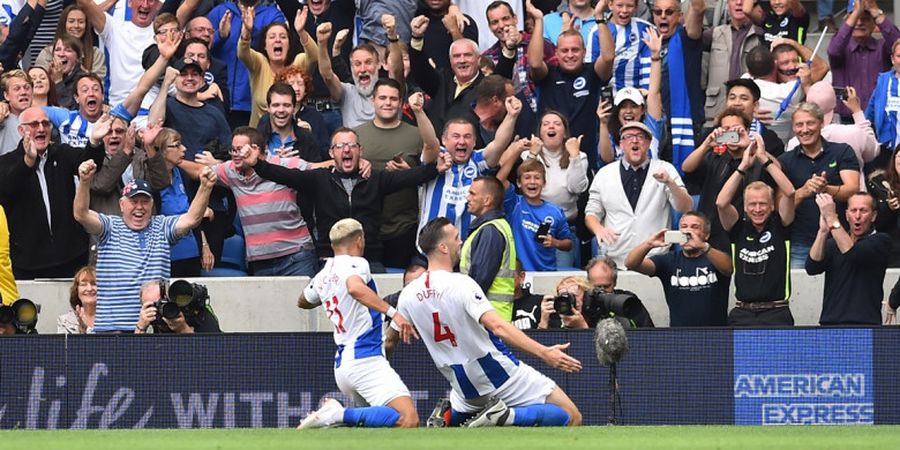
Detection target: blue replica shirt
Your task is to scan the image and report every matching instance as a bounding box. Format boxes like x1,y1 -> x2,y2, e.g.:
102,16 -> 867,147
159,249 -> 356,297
503,185 -> 574,271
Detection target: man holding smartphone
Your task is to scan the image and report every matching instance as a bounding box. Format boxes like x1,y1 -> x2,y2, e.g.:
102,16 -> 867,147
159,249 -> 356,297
624,211 -> 733,327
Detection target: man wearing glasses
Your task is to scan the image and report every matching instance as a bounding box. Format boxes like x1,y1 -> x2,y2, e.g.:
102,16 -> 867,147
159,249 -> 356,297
585,121 -> 692,265
243,128 -> 452,273
0,107 -> 110,279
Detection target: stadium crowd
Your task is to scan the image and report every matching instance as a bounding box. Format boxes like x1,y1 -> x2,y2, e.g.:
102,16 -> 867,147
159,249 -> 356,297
0,0 -> 898,334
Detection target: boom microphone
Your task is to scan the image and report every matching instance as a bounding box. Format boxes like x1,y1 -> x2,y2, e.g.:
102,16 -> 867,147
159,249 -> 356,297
594,317 -> 629,367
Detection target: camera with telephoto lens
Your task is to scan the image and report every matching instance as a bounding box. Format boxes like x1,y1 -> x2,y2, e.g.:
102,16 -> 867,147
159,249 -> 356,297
0,298 -> 40,334
582,287 -> 641,324
153,280 -> 210,324
553,292 -> 577,316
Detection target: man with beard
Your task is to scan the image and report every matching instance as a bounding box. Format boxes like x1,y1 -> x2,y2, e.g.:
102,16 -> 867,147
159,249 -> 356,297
717,139 -> 797,326
355,80 -> 437,269
77,0 -> 163,105
0,107 -> 109,279
417,97 -> 521,241
0,69 -> 34,154
317,22 -> 382,128
242,127 -> 451,272
770,38 -> 828,86
807,192 -> 890,325
528,0 -> 613,171
74,162 -> 217,332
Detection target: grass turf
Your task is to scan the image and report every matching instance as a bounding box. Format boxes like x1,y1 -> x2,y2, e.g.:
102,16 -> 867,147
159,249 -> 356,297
2,426 -> 897,450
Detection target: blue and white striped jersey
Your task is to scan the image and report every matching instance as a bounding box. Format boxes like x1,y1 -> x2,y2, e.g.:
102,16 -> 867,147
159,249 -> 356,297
417,148 -> 492,241
591,19 -> 655,92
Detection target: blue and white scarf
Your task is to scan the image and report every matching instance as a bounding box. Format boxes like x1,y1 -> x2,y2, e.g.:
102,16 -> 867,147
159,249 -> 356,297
666,27 -> 695,175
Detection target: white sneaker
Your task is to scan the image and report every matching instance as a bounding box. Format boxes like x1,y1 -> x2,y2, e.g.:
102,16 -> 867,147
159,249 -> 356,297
297,398 -> 345,429
464,397 -> 510,428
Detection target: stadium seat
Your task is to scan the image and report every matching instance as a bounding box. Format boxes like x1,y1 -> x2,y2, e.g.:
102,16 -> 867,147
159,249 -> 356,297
202,234 -> 248,277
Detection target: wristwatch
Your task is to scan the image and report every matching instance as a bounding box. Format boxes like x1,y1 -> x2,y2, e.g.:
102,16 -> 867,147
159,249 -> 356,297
831,219 -> 841,230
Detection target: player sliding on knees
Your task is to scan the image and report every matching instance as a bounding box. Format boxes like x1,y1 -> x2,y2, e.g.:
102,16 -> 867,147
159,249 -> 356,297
388,217 -> 583,427
297,219 -> 420,429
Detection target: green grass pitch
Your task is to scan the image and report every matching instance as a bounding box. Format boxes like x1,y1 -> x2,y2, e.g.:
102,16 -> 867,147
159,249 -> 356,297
3,426 -> 898,450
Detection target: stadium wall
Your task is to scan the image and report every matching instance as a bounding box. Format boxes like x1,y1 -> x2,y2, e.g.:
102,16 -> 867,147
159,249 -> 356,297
18,269 -> 900,334
1,328 -> 899,428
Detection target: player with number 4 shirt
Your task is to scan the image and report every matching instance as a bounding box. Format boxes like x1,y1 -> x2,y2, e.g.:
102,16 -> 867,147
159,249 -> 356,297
389,217 -> 582,428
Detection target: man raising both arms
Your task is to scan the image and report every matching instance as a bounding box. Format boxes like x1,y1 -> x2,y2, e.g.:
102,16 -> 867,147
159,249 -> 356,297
389,217 -> 582,427
297,219 -> 419,429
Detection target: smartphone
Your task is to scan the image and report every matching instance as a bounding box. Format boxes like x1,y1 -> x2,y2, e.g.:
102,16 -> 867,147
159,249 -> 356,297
715,131 -> 740,145
847,0 -> 854,12
833,87 -> 848,101
664,230 -> 688,245
535,222 -> 551,243
600,85 -> 613,105
392,152 -> 404,163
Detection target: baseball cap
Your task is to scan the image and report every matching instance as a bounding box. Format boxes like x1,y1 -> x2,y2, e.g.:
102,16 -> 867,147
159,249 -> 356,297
122,179 -> 153,198
619,121 -> 652,139
173,57 -> 203,74
614,87 -> 645,107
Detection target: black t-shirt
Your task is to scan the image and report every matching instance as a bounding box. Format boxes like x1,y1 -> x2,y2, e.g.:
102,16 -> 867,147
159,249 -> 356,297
538,65 -> 603,170
729,214 -> 791,302
650,250 -> 730,326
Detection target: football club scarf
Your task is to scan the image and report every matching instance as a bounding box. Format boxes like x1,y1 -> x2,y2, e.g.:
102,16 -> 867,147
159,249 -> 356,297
666,27 -> 694,175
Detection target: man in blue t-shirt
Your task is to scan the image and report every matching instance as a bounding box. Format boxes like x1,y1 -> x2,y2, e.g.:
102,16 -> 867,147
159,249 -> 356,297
624,211 -> 733,326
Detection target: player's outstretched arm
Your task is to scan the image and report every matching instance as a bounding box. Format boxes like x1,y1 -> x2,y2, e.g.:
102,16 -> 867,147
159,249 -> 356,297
480,310 -> 582,373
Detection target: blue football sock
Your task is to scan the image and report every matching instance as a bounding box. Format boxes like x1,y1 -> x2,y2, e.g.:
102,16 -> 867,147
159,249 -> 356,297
511,404 -> 570,426
342,406 -> 401,428
450,409 -> 474,427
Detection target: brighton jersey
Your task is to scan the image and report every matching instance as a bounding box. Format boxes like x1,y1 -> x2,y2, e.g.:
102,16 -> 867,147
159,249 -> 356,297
418,148 -> 492,240
592,19 -> 654,92
396,270 -> 520,399
304,255 -> 383,366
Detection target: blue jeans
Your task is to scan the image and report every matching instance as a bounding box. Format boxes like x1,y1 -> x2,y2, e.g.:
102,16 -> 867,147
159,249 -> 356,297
790,242 -> 811,269
250,249 -> 319,277
818,0 -> 834,19
319,109 -> 343,141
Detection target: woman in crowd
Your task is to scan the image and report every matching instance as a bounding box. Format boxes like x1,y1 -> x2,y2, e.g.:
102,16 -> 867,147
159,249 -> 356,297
153,128 -> 213,277
872,148 -> 900,267
28,66 -> 57,107
597,28 -> 664,164
34,5 -> 105,79
57,265 -> 96,334
237,4 -> 317,127
47,35 -> 84,109
521,111 -> 589,267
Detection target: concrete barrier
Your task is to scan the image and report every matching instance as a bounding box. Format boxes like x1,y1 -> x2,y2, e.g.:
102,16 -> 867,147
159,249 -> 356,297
20,268 -> 900,333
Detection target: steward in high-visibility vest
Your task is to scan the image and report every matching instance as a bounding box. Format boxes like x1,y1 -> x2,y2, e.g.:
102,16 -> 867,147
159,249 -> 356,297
460,209 -> 516,321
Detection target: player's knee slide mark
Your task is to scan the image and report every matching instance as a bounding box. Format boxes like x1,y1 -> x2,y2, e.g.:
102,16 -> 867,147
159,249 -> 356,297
344,406 -> 402,427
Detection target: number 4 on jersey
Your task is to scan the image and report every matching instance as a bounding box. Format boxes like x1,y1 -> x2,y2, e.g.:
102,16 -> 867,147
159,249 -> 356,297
432,312 -> 457,347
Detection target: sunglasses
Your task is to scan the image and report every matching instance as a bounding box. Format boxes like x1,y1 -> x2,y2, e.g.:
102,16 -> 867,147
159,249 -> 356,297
651,8 -> 678,17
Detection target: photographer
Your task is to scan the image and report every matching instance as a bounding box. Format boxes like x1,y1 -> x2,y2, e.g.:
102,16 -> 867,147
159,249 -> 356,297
586,257 -> 655,328
135,280 -> 221,334
0,298 -> 39,335
537,276 -> 593,330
